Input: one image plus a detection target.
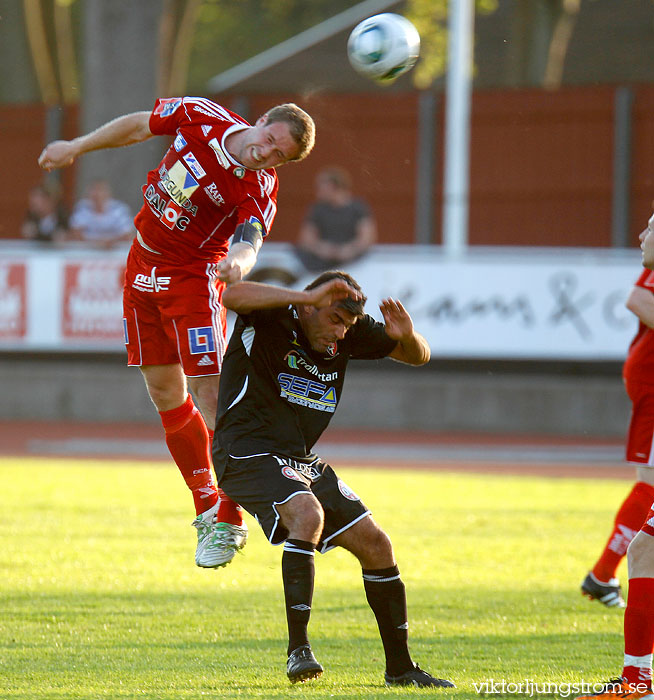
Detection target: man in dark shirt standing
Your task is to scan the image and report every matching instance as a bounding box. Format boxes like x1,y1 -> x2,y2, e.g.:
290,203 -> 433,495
213,270 -> 454,689
295,167 -> 377,272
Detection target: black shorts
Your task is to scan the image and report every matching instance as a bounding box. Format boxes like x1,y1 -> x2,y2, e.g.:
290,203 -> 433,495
215,452 -> 369,552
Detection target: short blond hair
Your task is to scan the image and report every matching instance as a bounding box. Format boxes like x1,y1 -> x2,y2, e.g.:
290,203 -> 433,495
264,103 -> 315,162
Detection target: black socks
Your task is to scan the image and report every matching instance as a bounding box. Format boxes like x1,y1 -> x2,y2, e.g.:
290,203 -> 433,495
363,565 -> 413,676
282,539 -> 316,655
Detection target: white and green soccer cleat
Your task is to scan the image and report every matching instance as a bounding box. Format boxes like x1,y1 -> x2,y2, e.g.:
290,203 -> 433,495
197,522 -> 248,568
193,504 -> 248,569
192,502 -> 218,567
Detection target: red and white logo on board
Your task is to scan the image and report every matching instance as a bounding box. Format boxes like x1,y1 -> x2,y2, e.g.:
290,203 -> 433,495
62,261 -> 125,340
0,263 -> 27,340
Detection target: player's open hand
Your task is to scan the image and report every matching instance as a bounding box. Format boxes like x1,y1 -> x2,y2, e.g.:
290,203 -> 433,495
38,140 -> 77,171
380,298 -> 413,340
307,279 -> 360,309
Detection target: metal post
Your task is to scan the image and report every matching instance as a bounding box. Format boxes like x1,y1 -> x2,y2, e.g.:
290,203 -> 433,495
442,0 -> 474,257
612,85 -> 633,248
414,90 -> 437,244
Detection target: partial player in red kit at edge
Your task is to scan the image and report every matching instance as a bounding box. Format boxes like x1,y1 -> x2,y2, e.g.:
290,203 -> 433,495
38,96 -> 315,569
582,233 -> 654,608
575,216 -> 654,700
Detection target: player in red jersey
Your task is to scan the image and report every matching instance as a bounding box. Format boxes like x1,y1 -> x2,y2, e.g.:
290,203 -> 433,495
576,218 -> 654,700
582,219 -> 654,607
38,96 -> 315,569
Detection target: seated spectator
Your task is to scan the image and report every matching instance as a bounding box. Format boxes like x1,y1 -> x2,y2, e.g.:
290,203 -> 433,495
21,183 -> 68,243
69,179 -> 134,248
295,166 -> 377,272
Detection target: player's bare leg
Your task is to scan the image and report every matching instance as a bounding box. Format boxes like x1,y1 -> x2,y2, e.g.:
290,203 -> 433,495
334,517 -> 454,689
576,532 -> 654,699
583,466 -> 654,608
186,374 -> 219,427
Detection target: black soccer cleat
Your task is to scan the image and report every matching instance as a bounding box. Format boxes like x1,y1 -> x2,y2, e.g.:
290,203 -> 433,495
385,664 -> 456,688
286,644 -> 324,683
581,572 -> 626,608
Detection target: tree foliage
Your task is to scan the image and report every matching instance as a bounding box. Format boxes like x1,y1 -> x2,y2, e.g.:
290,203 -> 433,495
187,0 -> 362,93
8,0 -> 599,105
405,0 -> 498,90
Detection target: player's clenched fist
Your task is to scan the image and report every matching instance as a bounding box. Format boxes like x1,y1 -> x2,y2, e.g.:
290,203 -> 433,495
38,140 -> 77,171
216,258 -> 245,285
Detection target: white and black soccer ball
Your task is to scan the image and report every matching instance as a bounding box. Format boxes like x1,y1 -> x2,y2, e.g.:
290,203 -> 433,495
347,13 -> 420,84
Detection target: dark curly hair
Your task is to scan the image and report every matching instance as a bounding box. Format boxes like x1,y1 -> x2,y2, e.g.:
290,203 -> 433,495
304,270 -> 367,317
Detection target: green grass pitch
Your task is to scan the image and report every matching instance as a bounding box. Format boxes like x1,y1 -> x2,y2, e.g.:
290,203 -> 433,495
0,457 -> 633,699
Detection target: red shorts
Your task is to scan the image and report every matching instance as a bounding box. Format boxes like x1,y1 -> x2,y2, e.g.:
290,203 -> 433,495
122,244 -> 227,377
624,377 -> 654,465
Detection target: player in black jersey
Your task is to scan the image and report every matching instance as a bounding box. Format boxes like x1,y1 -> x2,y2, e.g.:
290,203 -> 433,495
212,270 -> 455,689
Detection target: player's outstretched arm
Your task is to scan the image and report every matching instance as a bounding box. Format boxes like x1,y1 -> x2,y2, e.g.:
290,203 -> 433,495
222,279 -> 359,314
38,111 -> 153,171
380,298 -> 431,366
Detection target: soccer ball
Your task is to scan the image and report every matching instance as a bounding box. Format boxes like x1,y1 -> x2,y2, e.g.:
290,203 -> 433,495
347,13 -> 420,84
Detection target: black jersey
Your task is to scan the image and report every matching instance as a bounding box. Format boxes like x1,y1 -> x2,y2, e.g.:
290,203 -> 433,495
214,304 -> 397,459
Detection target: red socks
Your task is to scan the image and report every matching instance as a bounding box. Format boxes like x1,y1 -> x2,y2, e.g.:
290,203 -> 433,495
593,482 -> 654,583
159,394 -> 218,516
159,397 -> 243,526
207,428 -> 243,527
622,577 -> 654,688
215,486 -> 244,526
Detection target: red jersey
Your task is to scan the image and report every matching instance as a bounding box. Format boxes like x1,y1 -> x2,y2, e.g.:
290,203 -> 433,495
623,268 -> 654,385
133,96 -> 278,265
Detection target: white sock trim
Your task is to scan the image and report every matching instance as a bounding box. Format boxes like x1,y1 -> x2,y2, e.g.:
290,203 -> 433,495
624,653 -> 654,668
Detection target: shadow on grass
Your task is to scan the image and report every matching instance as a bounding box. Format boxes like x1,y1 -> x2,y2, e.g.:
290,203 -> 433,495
2,586 -> 623,675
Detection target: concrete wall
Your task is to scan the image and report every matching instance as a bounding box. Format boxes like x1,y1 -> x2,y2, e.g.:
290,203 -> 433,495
336,362 -> 629,437
0,355 -> 629,438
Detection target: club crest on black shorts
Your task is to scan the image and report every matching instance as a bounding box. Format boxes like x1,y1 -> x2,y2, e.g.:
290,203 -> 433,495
337,479 -> 360,501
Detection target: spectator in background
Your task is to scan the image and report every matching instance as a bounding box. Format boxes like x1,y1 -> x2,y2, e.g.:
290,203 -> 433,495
21,183 -> 68,243
69,179 -> 134,248
295,166 -> 377,273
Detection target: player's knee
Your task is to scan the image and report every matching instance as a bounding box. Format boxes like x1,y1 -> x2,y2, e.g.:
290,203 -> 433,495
367,525 -> 393,560
300,496 -> 324,534
188,376 -> 219,414
303,505 -> 324,539
141,366 -> 186,411
147,384 -> 185,411
627,530 -> 652,569
341,517 -> 394,568
626,531 -> 654,580
280,493 -> 324,541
